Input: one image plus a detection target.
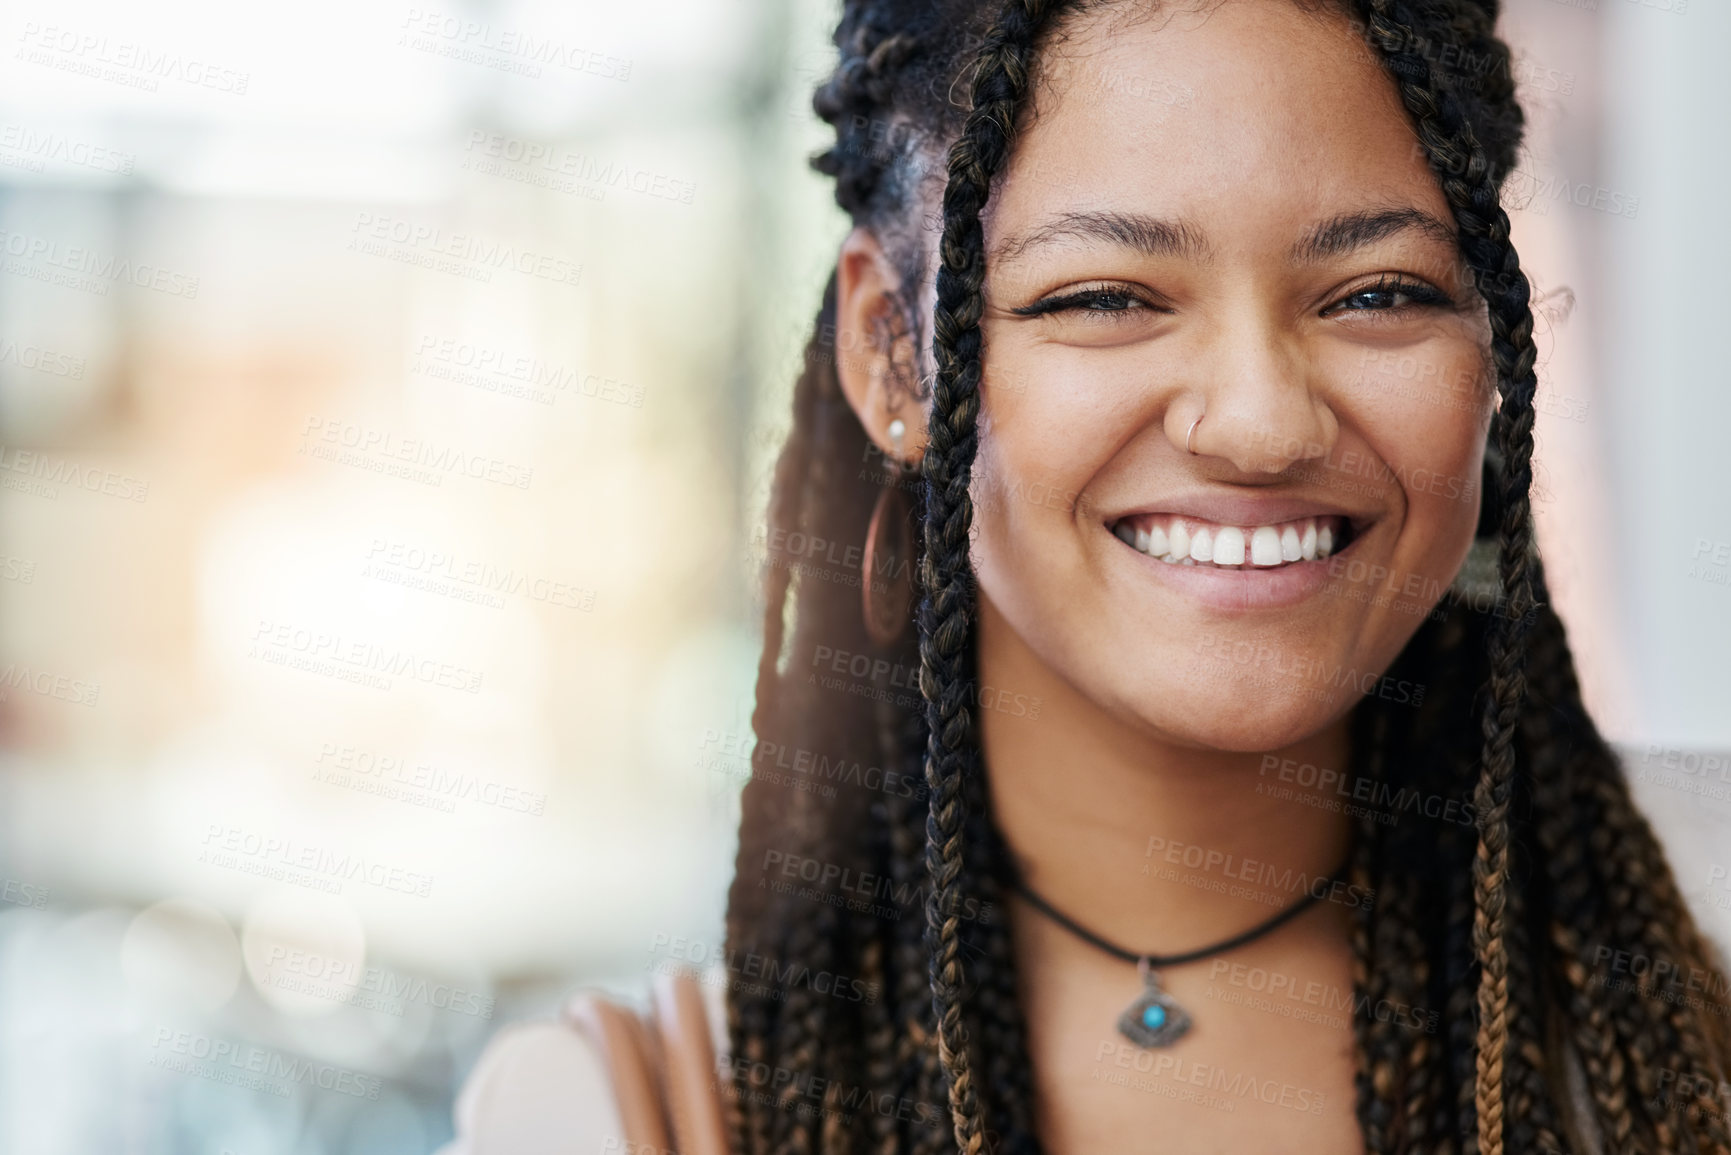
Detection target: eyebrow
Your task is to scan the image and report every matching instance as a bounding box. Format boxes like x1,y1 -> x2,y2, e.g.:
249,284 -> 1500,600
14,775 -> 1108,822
1289,207 -> 1457,262
990,210 -> 1209,266
988,205 -> 1458,269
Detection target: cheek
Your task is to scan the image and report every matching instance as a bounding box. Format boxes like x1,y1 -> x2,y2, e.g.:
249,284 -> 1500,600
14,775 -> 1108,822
971,345 -> 1138,537
1339,341 -> 1491,626
969,401 -> 1084,576
967,350 -> 1133,620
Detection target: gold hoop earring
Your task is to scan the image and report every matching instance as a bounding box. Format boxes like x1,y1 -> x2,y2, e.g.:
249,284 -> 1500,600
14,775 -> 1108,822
862,470 -> 915,646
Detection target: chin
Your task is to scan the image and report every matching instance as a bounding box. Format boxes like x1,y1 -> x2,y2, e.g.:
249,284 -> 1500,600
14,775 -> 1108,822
1135,662 -> 1364,753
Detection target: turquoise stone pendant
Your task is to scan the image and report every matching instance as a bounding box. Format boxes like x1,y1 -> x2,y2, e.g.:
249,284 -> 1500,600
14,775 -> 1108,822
1117,958 -> 1192,1048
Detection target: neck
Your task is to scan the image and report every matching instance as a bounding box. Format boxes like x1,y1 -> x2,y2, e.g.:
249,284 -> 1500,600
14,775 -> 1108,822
976,595 -> 1354,959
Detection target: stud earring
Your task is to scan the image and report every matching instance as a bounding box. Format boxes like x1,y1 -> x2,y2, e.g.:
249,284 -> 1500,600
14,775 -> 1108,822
887,417 -> 906,462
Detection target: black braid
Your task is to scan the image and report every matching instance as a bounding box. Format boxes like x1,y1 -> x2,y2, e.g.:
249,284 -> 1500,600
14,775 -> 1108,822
1349,695 -> 1401,1153
726,283 -> 836,1153
862,708 -> 906,1155
1349,3 -> 1542,1151
772,903 -> 836,1154
972,829 -> 1039,1155
920,7 -> 1064,1149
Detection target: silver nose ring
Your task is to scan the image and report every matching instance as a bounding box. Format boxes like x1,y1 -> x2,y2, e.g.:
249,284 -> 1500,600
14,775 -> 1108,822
1186,414 -> 1204,455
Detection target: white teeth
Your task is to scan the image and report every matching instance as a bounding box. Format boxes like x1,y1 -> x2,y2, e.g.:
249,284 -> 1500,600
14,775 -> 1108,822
1117,514 -> 1346,569
1213,526 -> 1245,566
1168,521 -> 1190,561
1250,526 -> 1283,567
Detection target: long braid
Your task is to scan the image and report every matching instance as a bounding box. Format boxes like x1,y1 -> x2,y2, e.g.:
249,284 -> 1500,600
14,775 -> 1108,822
1445,908 -> 1483,1153
1490,587 -> 1572,1153
1525,595 -> 1731,1152
919,3 -> 1064,1152
972,865 -> 1038,1155
862,704 -> 907,1155
770,906 -> 825,1153
1504,858 -> 1568,1153
879,694 -> 947,1155
963,745 -> 1038,1155
883,735 -> 947,1155
859,926 -> 900,1155
1607,771 -> 1731,1150
1350,3 -> 1544,1150
727,283 -> 837,1154
1353,857 -> 1402,1151
1515,596 -> 1632,1153
1390,596 -> 1487,1155
1589,745 -> 1731,1150
1599,783 -> 1678,1151
1349,694 -> 1402,1153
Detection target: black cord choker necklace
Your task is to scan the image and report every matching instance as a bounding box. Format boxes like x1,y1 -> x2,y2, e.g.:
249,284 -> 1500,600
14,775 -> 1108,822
1010,854 -> 1352,1049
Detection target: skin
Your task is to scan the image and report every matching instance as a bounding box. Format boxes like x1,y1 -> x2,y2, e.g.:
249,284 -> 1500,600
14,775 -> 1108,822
835,1 -> 1495,1150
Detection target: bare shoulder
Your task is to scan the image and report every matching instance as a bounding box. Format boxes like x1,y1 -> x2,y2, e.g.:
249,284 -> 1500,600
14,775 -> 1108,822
435,1019 -> 622,1155
437,967 -> 730,1155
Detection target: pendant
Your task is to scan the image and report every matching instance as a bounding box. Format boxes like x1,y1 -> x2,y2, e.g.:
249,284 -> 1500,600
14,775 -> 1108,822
1117,958 -> 1192,1048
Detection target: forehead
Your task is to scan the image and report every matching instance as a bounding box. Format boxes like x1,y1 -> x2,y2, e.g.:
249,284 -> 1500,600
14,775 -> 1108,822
990,0 -> 1448,245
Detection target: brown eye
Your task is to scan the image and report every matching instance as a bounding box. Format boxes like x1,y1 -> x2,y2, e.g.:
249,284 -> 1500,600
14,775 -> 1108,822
1325,277 -> 1453,316
1068,290 -> 1143,313
1342,287 -> 1411,310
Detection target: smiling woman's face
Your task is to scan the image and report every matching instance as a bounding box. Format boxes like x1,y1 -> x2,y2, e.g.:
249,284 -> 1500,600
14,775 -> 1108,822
962,0 -> 1495,752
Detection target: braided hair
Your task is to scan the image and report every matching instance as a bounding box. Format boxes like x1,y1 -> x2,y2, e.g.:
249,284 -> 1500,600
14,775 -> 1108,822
724,2 -> 1731,1153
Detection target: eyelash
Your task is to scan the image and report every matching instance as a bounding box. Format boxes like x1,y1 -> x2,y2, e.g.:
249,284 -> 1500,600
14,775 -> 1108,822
1010,285 -> 1163,319
1323,275 -> 1455,315
1010,275 -> 1456,320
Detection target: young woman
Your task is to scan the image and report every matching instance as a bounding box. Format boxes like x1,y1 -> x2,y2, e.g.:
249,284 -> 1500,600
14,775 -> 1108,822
443,1 -> 1731,1153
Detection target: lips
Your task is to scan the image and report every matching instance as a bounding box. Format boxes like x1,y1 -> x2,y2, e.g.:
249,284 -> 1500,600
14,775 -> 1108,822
1110,512 -> 1354,570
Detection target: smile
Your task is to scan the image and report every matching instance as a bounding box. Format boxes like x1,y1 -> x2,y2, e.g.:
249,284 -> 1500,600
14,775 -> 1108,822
1110,513 -> 1354,570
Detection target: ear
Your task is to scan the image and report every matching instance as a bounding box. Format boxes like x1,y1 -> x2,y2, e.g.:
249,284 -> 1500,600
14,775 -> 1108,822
835,227 -> 928,466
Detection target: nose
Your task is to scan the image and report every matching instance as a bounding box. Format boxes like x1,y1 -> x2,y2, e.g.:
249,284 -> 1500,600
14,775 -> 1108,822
1170,324 -> 1338,474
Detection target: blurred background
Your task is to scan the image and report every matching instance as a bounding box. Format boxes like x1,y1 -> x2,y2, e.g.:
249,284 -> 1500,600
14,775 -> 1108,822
0,0 -> 1725,1150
